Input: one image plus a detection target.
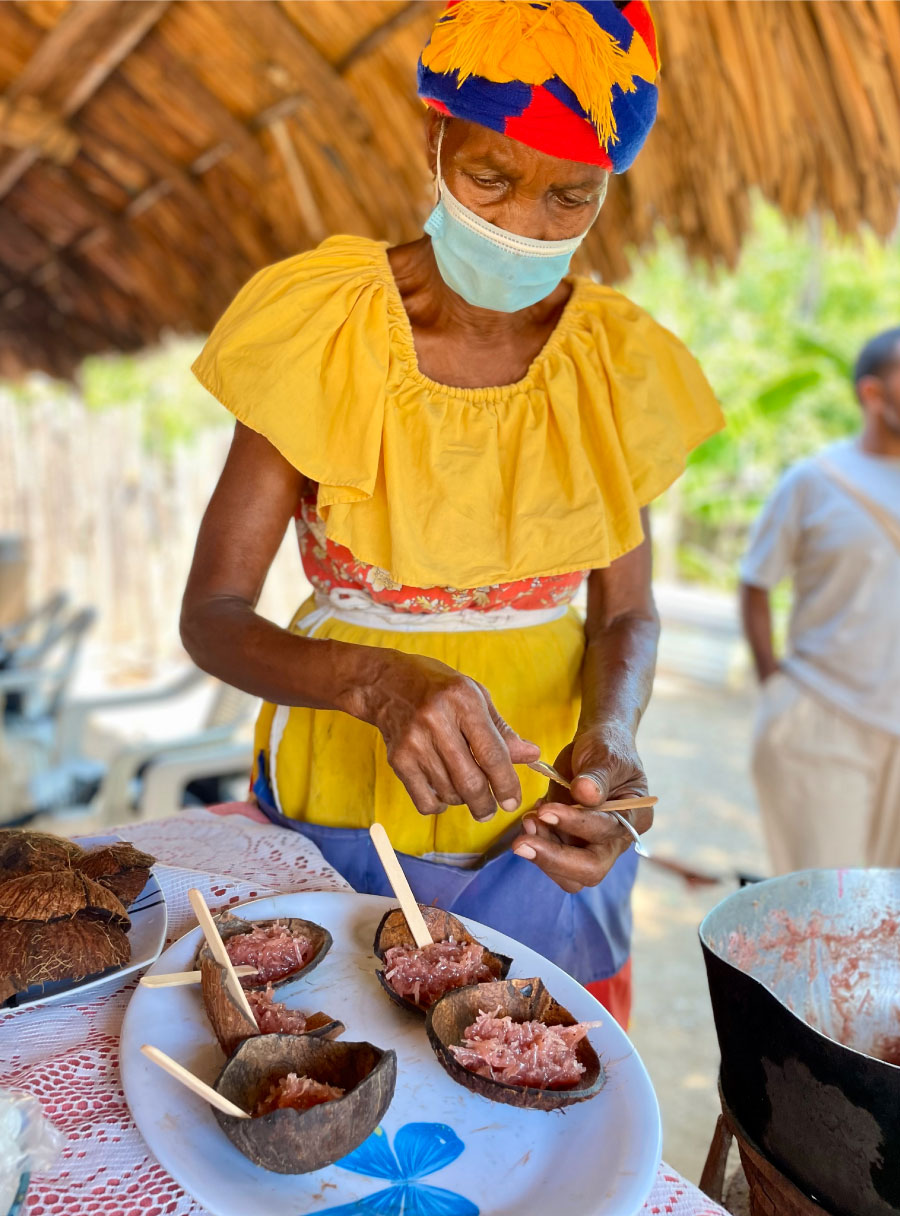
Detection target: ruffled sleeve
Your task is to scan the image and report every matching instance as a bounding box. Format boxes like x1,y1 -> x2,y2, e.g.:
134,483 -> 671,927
192,246 -> 723,590
579,284 -> 724,508
191,235 -> 391,506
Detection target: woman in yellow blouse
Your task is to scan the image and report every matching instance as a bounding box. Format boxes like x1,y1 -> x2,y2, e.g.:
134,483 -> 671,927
182,0 -> 722,1026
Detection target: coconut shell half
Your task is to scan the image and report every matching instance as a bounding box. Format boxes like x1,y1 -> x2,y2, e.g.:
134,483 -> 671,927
0,913 -> 131,1000
200,958 -> 344,1057
373,905 -> 513,1015
0,829 -> 85,881
194,912 -> 332,990
213,1034 -> 397,1173
426,977 -> 605,1110
0,870 -> 130,926
75,843 -> 155,907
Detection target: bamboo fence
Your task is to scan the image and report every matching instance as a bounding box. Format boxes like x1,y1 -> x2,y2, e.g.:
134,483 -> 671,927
0,391 -> 306,673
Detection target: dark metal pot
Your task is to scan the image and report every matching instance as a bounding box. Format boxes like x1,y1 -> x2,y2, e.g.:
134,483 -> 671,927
699,869 -> 900,1216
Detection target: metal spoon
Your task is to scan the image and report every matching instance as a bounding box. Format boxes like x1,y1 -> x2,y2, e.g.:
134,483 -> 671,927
526,760 -> 653,858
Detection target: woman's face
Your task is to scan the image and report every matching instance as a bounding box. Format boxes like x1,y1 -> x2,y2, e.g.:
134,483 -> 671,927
426,112 -> 608,242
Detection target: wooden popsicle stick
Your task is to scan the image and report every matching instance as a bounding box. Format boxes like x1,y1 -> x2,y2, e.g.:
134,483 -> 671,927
140,966 -> 257,989
188,888 -> 259,1030
369,823 -> 433,948
141,1044 -> 250,1119
602,796 -> 658,813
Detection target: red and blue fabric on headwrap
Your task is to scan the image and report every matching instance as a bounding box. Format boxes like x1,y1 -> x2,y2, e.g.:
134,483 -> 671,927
417,0 -> 660,172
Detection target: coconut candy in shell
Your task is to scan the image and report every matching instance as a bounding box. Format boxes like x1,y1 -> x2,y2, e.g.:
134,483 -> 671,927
426,976 -> 605,1110
194,911 -> 332,990
373,904 -> 513,1015
213,1033 -> 397,1173
200,958 -> 344,1056
0,869 -> 130,926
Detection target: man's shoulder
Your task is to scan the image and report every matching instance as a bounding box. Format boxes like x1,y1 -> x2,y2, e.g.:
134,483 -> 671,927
778,442 -> 858,491
771,454 -> 822,497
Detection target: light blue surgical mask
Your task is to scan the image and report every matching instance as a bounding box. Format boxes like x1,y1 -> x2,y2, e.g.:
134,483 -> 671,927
424,121 -> 602,313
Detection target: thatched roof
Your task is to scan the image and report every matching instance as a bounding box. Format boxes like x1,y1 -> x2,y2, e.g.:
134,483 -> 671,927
1,0 -> 899,379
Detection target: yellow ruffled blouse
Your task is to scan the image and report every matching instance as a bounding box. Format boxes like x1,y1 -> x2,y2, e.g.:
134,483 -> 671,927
192,234 -> 723,590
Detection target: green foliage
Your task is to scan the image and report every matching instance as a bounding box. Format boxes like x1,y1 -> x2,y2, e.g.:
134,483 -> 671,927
78,336 -> 225,457
622,200 -> 900,584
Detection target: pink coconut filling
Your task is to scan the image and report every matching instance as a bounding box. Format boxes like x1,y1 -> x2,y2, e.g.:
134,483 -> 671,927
246,985 -> 310,1035
253,1073 -> 345,1116
383,939 -> 494,1007
225,922 -> 313,985
450,1008 -> 588,1089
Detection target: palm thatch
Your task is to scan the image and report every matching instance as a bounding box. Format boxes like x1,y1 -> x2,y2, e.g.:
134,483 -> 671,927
1,0 -> 898,378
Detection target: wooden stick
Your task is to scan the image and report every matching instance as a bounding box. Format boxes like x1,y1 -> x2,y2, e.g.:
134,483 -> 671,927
188,888 -> 259,1030
140,1045 -> 250,1119
369,823 -> 433,949
140,966 -> 257,989
527,764 -> 657,813
602,796 -> 658,813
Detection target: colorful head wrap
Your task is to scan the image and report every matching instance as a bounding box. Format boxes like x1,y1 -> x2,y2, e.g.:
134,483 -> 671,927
417,0 -> 660,172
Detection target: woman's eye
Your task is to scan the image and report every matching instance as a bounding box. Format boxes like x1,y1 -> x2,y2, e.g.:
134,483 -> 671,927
557,194 -> 592,208
470,175 -> 503,188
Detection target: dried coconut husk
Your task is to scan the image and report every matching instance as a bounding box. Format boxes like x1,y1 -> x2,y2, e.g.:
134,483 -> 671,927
75,843 -> 155,907
98,868 -> 151,907
200,958 -> 344,1057
0,918 -> 32,1000
426,977 -> 605,1111
0,829 -> 85,881
373,905 -> 513,1015
194,911 -> 332,990
0,912 -> 130,1001
0,869 -> 130,926
213,1034 -> 397,1174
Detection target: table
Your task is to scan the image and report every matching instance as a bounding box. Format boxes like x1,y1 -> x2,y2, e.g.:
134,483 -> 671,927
0,807 -> 728,1216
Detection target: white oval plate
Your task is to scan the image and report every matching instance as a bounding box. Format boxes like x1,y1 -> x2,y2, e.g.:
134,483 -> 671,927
121,892 -> 660,1216
1,834 -> 166,1016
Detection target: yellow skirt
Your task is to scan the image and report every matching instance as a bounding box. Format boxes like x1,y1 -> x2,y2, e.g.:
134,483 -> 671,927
252,596 -> 585,858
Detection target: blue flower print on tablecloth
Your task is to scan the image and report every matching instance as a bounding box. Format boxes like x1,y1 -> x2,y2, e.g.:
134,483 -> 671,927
322,1122 -> 479,1215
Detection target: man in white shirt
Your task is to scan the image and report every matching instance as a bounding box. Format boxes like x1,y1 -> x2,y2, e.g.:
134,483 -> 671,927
740,327 -> 900,873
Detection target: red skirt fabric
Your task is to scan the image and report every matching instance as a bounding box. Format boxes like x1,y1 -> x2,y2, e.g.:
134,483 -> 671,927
586,956 -> 632,1028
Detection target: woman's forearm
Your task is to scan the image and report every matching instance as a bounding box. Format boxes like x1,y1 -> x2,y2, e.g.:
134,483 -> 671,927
578,611 -> 659,740
578,521 -> 660,742
180,595 -> 384,720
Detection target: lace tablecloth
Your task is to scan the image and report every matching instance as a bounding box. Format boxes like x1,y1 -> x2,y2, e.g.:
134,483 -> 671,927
0,806 -> 726,1216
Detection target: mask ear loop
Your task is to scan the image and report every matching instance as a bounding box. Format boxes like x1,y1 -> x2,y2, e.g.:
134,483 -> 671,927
434,117 -> 446,203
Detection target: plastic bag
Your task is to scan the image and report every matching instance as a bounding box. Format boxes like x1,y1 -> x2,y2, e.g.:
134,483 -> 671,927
0,1090 -> 63,1216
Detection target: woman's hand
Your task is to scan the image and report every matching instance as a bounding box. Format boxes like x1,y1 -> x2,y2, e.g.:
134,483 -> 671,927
360,651 -> 539,822
510,725 -> 652,893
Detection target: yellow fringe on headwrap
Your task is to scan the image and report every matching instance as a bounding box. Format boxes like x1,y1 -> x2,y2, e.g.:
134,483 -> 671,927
421,0 -> 648,146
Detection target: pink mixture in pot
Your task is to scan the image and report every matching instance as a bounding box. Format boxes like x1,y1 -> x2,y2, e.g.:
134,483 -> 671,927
450,1008 -> 588,1088
252,1072 -> 344,1116
383,939 -> 494,1007
225,922 -> 313,985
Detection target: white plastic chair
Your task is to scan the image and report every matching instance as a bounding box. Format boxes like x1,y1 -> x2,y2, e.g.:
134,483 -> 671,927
1,605 -> 97,740
0,590 -> 70,662
57,671 -> 257,825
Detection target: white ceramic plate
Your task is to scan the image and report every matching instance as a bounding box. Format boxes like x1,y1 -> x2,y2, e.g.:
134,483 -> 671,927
121,892 -> 661,1216
1,834 -> 167,1016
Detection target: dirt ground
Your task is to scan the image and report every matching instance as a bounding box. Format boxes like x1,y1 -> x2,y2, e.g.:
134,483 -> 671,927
629,673 -> 767,1183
